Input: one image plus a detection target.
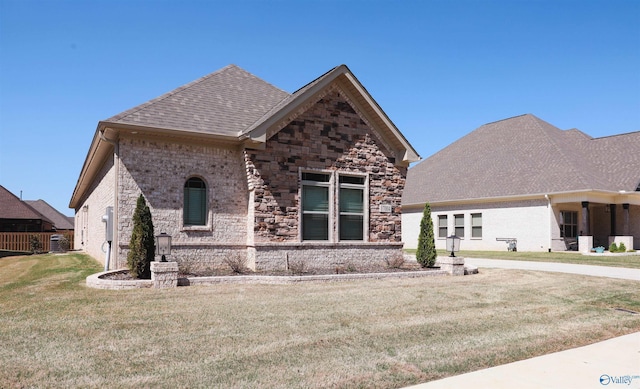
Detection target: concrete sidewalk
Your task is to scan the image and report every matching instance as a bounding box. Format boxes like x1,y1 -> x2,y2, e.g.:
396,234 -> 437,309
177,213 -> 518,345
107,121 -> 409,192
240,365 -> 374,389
465,258 -> 640,281
405,332 -> 640,389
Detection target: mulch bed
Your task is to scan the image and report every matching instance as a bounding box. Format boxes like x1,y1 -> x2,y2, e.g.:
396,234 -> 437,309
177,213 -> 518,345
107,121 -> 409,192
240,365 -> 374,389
99,262 -> 438,281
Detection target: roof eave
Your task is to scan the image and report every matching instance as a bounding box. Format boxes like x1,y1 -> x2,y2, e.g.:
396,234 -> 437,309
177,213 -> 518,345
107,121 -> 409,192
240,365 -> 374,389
402,189 -> 640,209
69,121 -> 243,209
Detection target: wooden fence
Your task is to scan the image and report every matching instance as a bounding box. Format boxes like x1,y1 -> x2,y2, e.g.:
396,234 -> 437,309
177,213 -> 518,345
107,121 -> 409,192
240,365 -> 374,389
0,232 -> 74,253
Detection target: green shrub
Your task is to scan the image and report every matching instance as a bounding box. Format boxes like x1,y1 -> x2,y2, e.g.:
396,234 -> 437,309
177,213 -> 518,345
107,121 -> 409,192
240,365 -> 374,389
29,235 -> 42,254
619,242 -> 627,252
127,195 -> 155,279
58,235 -> 70,252
609,242 -> 618,252
416,203 -> 437,268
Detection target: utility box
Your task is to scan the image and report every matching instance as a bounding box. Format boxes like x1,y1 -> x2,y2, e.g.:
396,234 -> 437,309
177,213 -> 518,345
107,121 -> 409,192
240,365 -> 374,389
102,206 -> 114,242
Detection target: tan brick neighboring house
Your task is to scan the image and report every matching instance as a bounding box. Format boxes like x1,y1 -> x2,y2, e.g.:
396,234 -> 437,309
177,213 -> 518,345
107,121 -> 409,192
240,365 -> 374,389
70,64 -> 420,271
402,114 -> 640,252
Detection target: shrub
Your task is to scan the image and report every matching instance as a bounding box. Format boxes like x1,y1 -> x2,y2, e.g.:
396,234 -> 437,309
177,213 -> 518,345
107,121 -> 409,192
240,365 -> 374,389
287,258 -> 307,275
416,203 -> 437,268
619,242 -> 627,252
29,235 -> 42,254
385,252 -> 405,269
609,243 -> 618,252
224,253 -> 249,274
127,194 -> 155,279
58,235 -> 70,252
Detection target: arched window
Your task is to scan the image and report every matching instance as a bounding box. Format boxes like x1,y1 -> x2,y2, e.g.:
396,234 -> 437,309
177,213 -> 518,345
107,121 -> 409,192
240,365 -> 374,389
184,177 -> 207,225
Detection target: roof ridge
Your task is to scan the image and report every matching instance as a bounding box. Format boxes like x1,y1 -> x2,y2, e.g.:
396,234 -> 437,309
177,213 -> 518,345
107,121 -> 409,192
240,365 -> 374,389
105,64 -> 247,123
530,116 -> 608,189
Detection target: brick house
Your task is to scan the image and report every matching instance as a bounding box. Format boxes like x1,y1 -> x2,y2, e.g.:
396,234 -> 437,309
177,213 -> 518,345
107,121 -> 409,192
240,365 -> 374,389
70,65 -> 419,271
402,114 -> 640,253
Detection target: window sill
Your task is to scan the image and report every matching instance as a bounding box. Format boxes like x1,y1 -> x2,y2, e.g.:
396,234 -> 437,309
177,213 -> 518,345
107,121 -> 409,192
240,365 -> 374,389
181,225 -> 212,232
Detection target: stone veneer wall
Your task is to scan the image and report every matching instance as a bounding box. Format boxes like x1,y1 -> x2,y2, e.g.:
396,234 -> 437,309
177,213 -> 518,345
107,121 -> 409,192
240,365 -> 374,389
247,89 -> 406,244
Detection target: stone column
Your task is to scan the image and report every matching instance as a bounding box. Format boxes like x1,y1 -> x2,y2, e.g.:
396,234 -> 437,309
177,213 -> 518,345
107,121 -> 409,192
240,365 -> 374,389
150,261 -> 179,288
622,203 -> 630,236
581,201 -> 590,236
437,256 -> 465,276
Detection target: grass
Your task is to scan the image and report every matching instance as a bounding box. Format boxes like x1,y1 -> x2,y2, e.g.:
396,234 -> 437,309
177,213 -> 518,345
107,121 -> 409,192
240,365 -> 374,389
405,249 -> 640,269
1,253 -> 640,388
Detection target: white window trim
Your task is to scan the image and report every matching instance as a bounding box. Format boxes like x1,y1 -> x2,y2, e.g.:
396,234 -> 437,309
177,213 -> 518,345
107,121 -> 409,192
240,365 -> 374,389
337,172 -> 369,243
471,212 -> 482,239
299,169 -> 335,242
299,169 -> 369,242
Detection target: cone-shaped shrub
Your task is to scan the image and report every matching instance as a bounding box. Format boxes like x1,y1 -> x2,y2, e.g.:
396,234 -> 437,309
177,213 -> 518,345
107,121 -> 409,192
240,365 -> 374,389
127,194 -> 155,279
416,203 -> 437,268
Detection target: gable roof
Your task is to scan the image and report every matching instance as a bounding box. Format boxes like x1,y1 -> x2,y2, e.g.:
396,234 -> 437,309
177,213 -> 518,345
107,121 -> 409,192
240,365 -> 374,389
402,114 -> 640,205
241,65 -> 419,164
25,200 -> 74,230
71,64 -> 419,208
0,186 -> 53,223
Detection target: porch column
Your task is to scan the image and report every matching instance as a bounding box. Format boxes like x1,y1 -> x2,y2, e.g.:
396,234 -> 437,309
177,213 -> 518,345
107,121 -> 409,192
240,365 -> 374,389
622,203 -> 630,236
610,204 -> 617,236
581,201 -> 590,236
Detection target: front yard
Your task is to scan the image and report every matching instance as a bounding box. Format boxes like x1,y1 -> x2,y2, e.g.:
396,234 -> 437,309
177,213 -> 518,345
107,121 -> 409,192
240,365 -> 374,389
1,253 -> 639,388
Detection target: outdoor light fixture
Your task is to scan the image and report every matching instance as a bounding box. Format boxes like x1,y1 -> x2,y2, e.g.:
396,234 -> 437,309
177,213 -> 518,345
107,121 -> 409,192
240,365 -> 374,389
155,232 -> 172,262
446,235 -> 460,257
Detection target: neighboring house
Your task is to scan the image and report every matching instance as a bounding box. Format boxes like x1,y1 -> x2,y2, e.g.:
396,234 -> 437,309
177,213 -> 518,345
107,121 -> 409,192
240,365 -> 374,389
24,200 -> 75,232
402,114 -> 640,252
0,185 -> 55,232
70,64 -> 420,271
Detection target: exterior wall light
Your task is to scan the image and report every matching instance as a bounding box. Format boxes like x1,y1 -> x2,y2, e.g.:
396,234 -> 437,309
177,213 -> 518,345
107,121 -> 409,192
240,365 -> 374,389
446,235 -> 461,257
155,232 -> 172,262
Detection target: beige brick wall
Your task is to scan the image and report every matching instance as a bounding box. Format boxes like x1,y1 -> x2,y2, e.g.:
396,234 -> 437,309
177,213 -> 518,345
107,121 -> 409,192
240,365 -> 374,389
74,154 -> 116,265
114,136 -> 249,268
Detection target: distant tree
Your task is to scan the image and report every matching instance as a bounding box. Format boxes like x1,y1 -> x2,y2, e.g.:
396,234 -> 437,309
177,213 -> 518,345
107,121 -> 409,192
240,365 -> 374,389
127,194 -> 155,279
416,203 -> 437,268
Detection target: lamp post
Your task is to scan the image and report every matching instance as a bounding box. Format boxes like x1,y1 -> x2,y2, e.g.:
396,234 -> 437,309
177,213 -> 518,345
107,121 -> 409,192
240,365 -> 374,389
155,232 -> 172,262
446,235 -> 460,257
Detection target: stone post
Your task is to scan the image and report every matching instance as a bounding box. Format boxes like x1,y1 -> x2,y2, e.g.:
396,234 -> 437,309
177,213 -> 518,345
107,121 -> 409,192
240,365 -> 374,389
578,236 -> 593,253
437,256 -> 465,276
150,261 -> 178,288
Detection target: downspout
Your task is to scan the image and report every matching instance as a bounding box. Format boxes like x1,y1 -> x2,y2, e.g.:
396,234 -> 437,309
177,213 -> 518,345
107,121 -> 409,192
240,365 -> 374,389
100,129 -> 119,270
545,194 -> 552,252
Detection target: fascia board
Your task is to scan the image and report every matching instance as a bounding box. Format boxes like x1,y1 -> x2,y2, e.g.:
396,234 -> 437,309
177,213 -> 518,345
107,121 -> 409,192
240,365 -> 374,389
402,189 -> 640,209
341,72 -> 420,165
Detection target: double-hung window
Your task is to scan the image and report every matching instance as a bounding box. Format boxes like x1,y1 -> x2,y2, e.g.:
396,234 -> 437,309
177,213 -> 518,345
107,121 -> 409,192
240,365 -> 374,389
301,172 -> 331,240
438,215 -> 448,238
454,214 -> 464,238
300,171 -> 367,241
471,213 -> 482,238
338,175 -> 365,241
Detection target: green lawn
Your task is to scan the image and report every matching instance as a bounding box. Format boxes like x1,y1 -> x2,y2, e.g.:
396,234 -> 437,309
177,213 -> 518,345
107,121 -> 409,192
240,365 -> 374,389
404,249 -> 640,269
1,253 -> 639,388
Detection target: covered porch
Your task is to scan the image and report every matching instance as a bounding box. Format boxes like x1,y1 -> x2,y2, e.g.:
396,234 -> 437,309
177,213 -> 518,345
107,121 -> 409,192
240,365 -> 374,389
549,190 -> 640,252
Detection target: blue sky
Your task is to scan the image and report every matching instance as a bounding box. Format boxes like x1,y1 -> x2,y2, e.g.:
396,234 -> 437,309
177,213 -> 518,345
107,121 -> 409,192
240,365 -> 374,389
1,0 -> 639,217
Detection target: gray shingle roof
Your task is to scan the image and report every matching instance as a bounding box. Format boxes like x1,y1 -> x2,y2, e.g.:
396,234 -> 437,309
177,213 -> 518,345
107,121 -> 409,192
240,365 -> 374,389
25,200 -> 74,230
402,114 -> 640,205
0,186 -> 53,222
104,65 -> 290,136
